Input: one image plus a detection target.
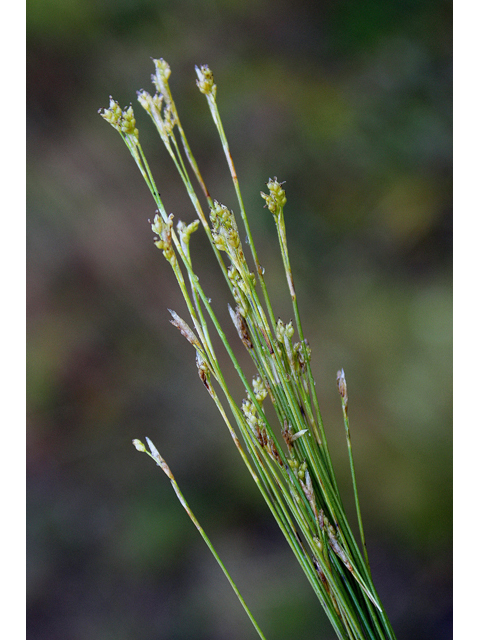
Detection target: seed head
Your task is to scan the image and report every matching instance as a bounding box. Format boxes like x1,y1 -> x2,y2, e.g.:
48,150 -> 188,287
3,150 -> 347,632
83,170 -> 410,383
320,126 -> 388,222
260,177 -> 287,217
177,219 -> 199,245
252,375 -> 267,403
137,89 -> 154,114
195,65 -> 216,98
210,201 -> 241,256
285,321 -> 294,340
132,439 -> 147,452
151,213 -> 175,261
119,105 -> 137,136
99,96 -> 122,130
99,97 -> 139,141
152,58 -> 172,98
276,318 -> 285,343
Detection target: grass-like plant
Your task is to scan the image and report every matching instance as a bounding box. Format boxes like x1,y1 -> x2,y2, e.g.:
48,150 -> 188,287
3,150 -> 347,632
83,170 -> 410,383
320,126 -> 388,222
100,58 -> 397,640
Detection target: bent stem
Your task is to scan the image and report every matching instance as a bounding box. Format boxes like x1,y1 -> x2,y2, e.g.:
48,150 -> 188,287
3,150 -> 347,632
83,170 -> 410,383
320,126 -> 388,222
132,437 -> 268,640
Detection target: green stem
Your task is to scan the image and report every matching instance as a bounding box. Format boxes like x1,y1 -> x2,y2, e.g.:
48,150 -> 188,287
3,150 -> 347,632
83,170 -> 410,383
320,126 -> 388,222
204,95 -> 277,331
341,398 -> 371,576
142,442 -> 268,640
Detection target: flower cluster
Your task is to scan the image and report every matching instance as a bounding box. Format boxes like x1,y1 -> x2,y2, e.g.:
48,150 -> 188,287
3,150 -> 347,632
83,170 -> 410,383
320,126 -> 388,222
151,213 -> 175,262
99,98 -> 139,140
260,177 -> 287,217
195,64 -> 216,98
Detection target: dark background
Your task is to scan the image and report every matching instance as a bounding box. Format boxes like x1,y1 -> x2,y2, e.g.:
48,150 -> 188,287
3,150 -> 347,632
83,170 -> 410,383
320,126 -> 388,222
27,1 -> 452,639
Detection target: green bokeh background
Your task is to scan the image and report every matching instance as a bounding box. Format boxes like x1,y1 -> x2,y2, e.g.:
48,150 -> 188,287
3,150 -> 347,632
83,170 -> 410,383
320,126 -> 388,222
27,1 -> 452,638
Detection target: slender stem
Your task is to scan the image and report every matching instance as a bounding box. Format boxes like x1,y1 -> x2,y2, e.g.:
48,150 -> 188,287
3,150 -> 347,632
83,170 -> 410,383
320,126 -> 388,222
141,443 -> 268,640
204,95 -> 277,331
274,205 -> 339,492
340,391 -> 371,576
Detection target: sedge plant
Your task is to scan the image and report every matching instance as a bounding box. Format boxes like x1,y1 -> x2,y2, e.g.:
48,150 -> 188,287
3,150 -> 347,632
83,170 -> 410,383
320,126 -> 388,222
100,59 -> 397,640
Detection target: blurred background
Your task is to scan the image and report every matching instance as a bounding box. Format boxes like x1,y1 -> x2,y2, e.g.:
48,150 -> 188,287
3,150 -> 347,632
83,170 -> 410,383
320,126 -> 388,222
27,1 -> 452,638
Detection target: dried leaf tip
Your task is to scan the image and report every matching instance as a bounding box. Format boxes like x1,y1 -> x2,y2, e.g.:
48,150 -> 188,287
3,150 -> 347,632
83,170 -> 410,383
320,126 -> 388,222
168,309 -> 200,347
196,352 -> 213,394
228,304 -> 253,350
145,436 -> 163,465
336,368 -> 348,408
291,428 -> 308,442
